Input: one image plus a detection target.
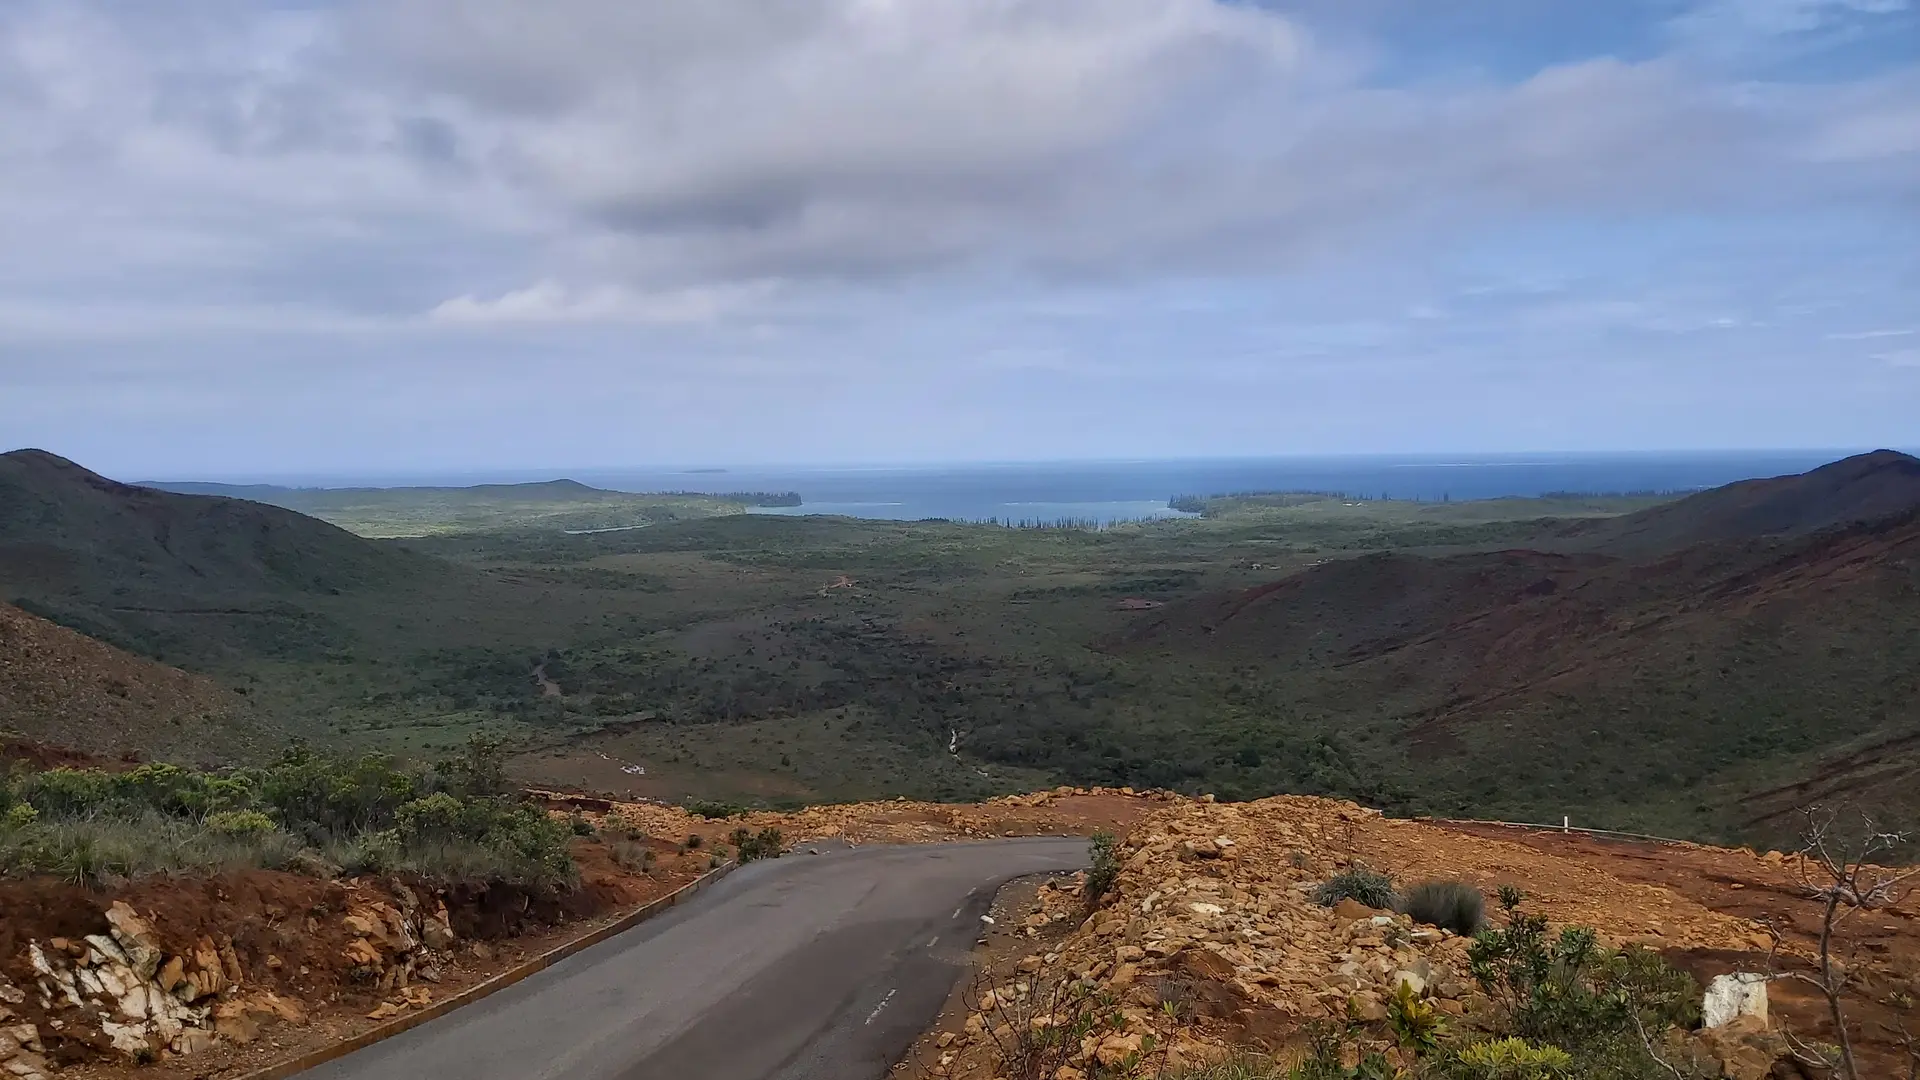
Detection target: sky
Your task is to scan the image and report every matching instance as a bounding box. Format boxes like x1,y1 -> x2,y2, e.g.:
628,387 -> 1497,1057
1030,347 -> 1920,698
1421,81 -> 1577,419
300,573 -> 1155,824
1,0 -> 1916,477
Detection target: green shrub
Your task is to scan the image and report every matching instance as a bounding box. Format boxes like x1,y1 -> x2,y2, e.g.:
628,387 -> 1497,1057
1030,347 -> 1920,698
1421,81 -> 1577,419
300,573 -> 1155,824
394,793 -> 468,843
687,800 -> 747,820
256,746 -> 420,840
1400,879 -> 1486,936
1086,831 -> 1120,902
684,833 -> 704,850
203,810 -> 277,838
1442,1038 -> 1574,1080
435,735 -> 511,800
1312,867 -> 1397,910
0,751 -> 573,889
729,826 -> 785,862
568,812 -> 595,836
1466,898 -> 1699,1074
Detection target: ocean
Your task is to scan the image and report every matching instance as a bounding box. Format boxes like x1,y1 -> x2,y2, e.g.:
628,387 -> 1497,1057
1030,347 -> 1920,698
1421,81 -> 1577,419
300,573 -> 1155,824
553,450 -> 1862,526
225,450 -> 1876,527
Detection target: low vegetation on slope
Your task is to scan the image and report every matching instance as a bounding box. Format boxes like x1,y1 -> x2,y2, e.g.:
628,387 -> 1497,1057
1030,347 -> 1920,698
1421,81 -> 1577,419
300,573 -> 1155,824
0,601 -> 258,762
0,739 -> 574,887
139,477 -> 794,538
6,446 -> 1920,851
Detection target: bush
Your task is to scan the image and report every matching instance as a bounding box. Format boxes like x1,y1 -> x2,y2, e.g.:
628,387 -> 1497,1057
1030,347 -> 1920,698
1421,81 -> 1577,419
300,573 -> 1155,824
0,751 -> 574,890
686,800 -> 747,820
729,827 -> 784,862
568,812 -> 595,836
611,839 -> 654,873
1442,1038 -> 1575,1079
256,746 -> 420,840
1312,867 -> 1398,910
684,833 -> 704,850
204,810 -> 278,838
1085,831 -> 1121,902
1400,879 -> 1486,936
1466,897 -> 1699,1075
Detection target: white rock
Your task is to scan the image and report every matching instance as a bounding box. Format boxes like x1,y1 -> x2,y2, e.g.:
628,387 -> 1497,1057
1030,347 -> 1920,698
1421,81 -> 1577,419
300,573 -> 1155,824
1702,972 -> 1768,1029
100,1018 -> 153,1055
94,964 -> 131,1000
1189,902 -> 1226,916
84,935 -> 130,968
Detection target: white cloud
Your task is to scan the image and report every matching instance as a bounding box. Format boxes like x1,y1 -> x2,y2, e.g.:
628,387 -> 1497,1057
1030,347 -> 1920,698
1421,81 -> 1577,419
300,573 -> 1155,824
426,280 -> 771,325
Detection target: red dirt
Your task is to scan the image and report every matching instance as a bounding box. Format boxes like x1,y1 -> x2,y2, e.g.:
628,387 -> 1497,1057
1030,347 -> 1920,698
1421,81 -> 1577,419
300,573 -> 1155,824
0,834 -> 709,1078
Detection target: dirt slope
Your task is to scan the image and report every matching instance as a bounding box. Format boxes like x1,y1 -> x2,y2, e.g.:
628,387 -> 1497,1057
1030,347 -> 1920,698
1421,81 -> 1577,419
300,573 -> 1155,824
0,602 -> 258,762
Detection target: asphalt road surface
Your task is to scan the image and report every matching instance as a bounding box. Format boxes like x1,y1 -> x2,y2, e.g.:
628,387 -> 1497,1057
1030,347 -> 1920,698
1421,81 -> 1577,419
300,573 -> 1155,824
301,837 -> 1088,1080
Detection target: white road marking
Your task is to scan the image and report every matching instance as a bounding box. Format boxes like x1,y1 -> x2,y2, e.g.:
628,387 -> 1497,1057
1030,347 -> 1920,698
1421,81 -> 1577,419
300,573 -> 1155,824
927,936 -> 939,948
864,988 -> 897,1026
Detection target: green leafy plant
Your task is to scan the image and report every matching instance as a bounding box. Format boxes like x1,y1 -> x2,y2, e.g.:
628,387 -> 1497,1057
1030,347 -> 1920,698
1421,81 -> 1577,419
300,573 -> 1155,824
1445,1037 -> 1574,1080
1086,830 -> 1121,901
1387,978 -> 1445,1055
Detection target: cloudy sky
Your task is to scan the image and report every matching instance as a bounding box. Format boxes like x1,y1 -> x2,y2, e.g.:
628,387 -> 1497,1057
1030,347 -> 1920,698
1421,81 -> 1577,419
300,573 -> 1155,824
2,0 -> 1916,477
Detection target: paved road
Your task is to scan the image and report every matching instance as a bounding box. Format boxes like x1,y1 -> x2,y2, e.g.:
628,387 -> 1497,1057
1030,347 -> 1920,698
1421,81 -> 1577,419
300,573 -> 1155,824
302,838 -> 1087,1080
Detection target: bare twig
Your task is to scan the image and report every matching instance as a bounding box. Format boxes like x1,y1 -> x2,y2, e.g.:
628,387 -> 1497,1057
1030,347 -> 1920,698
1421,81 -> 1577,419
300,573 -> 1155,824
1629,1009 -> 1687,1080
1786,806 -> 1920,1080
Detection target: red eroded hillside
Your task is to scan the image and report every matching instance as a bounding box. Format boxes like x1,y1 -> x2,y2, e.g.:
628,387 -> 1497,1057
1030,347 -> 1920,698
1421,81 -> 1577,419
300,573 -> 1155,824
0,601 -> 257,762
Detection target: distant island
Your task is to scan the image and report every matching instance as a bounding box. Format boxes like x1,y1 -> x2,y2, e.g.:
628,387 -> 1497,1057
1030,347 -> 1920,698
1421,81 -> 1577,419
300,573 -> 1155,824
683,468 -> 730,474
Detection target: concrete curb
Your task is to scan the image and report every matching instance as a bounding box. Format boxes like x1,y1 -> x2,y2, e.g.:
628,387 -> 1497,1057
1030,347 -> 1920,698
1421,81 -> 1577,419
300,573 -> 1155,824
232,860 -> 739,1080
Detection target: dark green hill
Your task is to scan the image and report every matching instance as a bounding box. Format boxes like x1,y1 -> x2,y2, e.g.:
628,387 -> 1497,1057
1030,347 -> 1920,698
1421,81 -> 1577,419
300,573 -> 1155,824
1564,448 -> 1920,554
1116,452 -> 1920,844
142,477 -> 607,501
0,449 -> 456,663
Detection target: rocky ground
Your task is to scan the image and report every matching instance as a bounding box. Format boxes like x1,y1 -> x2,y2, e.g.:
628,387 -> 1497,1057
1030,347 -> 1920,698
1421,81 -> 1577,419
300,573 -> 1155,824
0,834 -> 709,1080
908,795 -> 1920,1079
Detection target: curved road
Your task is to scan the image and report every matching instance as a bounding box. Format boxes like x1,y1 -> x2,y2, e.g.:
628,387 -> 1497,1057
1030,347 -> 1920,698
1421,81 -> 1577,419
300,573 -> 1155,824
302,838 -> 1087,1080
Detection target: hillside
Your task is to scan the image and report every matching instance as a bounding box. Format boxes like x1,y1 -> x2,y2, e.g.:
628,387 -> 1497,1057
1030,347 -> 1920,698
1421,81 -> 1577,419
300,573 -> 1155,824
1118,451 -> 1920,842
0,449 -> 454,663
1563,447 -> 1920,554
134,478 -> 780,538
0,601 -> 258,762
